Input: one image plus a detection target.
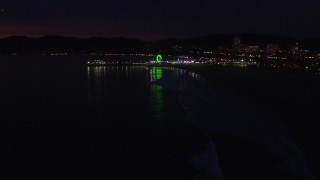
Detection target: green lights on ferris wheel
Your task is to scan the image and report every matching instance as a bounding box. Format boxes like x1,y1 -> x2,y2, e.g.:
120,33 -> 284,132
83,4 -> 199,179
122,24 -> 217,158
156,54 -> 163,63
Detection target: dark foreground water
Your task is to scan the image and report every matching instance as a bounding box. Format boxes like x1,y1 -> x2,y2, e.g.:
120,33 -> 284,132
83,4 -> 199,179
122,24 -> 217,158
0,56 -> 317,179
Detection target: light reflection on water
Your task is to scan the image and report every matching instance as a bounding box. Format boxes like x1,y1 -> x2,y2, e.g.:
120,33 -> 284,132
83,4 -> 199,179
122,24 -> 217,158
150,67 -> 164,121
87,66 -> 107,106
87,65 -> 203,121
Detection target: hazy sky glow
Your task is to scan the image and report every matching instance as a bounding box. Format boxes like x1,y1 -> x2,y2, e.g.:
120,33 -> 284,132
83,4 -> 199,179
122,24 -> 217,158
1,0 -> 320,40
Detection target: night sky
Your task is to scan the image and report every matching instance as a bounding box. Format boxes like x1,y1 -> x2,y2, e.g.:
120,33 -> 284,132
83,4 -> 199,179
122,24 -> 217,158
1,0 -> 320,40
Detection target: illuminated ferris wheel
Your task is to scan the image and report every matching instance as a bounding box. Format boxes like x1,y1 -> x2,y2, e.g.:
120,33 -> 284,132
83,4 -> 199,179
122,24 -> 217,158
156,54 -> 163,63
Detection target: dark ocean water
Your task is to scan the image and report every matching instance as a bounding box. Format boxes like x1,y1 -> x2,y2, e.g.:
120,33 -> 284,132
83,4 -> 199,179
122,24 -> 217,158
0,56 -> 216,177
0,56 -> 317,179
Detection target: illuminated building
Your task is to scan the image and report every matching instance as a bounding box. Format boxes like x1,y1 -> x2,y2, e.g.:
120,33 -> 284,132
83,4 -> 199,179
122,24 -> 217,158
232,36 -> 242,52
292,43 -> 300,53
267,44 -> 281,56
245,46 -> 260,53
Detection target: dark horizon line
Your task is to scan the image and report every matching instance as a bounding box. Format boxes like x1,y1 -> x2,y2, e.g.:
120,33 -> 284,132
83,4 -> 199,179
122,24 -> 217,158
1,33 -> 319,42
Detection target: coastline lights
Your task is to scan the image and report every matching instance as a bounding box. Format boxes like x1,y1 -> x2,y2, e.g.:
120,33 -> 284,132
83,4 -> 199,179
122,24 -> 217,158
87,60 -> 106,65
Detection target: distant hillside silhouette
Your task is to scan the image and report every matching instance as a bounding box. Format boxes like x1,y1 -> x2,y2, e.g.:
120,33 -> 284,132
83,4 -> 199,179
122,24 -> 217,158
0,34 -> 319,54
0,36 -> 145,54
